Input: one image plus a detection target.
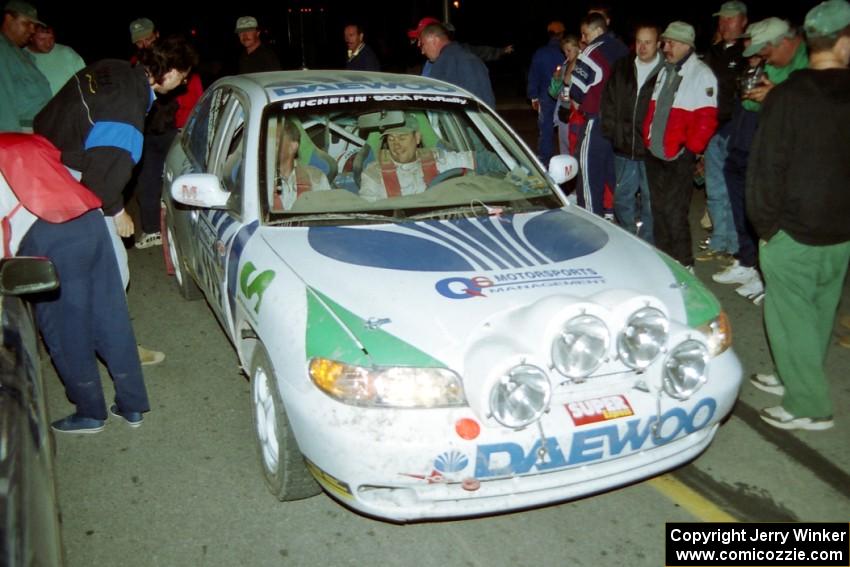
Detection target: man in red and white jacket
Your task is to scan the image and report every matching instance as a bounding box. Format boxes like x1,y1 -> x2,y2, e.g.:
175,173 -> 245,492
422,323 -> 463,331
643,21 -> 718,268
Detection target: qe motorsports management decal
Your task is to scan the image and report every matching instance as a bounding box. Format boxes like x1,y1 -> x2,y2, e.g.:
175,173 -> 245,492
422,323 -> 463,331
436,267 -> 603,299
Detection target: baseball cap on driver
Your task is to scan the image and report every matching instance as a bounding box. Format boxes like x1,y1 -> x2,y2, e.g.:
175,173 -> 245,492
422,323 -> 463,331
383,114 -> 419,135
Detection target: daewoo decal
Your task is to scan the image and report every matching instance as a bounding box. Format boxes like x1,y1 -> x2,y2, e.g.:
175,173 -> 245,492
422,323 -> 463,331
475,398 -> 717,478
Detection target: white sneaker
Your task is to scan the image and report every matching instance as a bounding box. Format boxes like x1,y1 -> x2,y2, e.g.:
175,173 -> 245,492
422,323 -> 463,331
135,232 -> 162,249
735,274 -> 765,302
760,406 -> 833,431
712,260 -> 757,285
138,345 -> 165,365
750,373 -> 784,396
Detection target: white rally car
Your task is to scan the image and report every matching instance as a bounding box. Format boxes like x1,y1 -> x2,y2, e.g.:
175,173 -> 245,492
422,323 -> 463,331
162,71 -> 742,521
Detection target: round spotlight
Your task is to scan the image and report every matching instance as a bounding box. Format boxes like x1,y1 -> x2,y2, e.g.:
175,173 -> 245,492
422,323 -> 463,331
663,339 -> 709,399
551,314 -> 609,379
489,364 -> 551,428
618,307 -> 669,370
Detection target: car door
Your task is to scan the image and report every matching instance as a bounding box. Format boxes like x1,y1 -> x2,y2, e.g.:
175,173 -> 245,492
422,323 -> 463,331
186,89 -> 249,339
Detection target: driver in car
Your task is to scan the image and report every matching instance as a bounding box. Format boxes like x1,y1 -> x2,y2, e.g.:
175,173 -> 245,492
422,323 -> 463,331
358,114 -> 476,201
272,120 -> 331,210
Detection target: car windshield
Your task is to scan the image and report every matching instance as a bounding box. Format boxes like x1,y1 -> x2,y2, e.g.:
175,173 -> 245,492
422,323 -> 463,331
260,96 -> 562,224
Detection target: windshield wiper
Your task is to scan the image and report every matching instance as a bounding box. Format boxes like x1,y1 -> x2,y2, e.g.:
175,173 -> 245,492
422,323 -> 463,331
407,203 -> 550,221
268,212 -> 401,226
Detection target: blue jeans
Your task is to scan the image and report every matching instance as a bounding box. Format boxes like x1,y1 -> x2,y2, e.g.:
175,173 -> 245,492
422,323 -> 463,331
536,98 -> 557,166
613,155 -> 653,243
19,210 -> 149,420
704,127 -> 738,254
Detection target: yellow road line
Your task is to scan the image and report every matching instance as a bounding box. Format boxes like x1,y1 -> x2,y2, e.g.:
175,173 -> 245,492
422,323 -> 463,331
649,474 -> 739,522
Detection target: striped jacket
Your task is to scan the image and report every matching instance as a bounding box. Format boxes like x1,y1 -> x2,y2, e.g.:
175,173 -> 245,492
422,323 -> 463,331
643,53 -> 718,160
569,32 -> 629,116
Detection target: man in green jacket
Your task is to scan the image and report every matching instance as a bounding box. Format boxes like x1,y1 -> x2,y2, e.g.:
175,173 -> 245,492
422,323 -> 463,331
0,0 -> 51,131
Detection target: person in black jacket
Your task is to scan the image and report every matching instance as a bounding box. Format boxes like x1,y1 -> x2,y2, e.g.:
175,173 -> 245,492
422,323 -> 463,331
33,36 -> 198,365
344,23 -> 380,71
235,16 -> 281,74
697,1 -> 748,262
600,23 -> 662,243
745,0 -> 850,431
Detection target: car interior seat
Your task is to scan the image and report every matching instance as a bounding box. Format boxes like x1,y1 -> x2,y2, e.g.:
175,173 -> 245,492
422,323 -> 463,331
294,121 -> 338,184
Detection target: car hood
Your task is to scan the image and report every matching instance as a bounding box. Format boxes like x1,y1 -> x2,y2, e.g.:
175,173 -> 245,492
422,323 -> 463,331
260,208 -> 688,368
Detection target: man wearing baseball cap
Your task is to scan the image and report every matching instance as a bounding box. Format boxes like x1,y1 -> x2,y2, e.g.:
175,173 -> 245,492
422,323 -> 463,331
711,17 -> 807,301
746,0 -> 850,431
698,1 -> 748,264
235,15 -> 280,74
0,0 -> 51,131
129,17 -> 157,50
643,21 -> 718,269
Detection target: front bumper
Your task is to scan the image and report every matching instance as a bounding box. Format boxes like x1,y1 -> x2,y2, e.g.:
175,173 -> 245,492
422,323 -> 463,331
286,349 -> 742,521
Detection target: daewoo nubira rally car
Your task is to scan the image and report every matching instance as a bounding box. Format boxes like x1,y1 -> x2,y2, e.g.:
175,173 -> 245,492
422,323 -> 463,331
161,71 -> 742,521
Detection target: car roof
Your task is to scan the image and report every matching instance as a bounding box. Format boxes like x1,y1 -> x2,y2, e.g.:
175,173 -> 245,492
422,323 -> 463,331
220,70 -> 474,104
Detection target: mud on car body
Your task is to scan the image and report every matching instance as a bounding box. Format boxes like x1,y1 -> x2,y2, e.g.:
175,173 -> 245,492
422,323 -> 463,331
162,71 -> 742,521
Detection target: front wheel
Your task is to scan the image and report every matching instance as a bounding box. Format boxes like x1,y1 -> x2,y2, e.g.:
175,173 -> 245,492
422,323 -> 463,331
250,345 -> 321,501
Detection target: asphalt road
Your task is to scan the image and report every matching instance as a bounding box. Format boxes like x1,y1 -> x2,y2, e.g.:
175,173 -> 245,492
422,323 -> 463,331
44,112 -> 850,566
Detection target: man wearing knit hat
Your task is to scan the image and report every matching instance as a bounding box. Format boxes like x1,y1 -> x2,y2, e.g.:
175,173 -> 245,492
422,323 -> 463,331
642,21 -> 718,268
746,0 -> 850,431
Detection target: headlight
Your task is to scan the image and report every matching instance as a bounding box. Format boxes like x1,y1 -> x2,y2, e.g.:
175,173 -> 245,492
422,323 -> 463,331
551,314 -> 609,379
663,339 -> 709,399
618,307 -> 668,370
698,311 -> 732,357
309,358 -> 466,408
489,364 -> 551,428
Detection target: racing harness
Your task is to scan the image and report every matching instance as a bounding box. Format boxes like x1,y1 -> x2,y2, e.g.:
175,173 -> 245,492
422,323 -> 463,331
272,165 -> 312,210
378,148 -> 439,197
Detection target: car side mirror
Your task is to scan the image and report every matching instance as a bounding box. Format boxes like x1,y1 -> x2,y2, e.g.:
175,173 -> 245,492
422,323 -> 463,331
547,154 -> 579,185
0,257 -> 59,295
170,174 -> 231,209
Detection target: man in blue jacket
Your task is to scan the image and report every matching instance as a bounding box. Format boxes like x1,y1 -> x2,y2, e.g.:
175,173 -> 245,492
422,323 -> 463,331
527,20 -> 565,166
419,23 -> 495,108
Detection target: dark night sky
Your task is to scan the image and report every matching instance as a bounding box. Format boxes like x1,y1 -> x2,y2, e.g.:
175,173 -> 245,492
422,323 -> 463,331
32,0 -> 816,94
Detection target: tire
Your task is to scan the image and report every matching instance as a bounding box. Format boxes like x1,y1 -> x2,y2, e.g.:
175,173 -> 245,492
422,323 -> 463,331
250,345 -> 321,501
164,210 -> 202,300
